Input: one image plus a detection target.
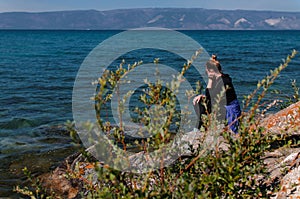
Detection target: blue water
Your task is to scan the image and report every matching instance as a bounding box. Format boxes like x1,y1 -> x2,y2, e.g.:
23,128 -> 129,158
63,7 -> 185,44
0,30 -> 299,196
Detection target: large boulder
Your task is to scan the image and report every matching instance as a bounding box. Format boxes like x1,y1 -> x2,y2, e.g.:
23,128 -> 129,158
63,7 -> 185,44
262,101 -> 300,198
262,101 -> 300,134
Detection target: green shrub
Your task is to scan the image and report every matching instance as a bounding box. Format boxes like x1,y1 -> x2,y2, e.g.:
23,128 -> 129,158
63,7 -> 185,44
16,50 -> 298,199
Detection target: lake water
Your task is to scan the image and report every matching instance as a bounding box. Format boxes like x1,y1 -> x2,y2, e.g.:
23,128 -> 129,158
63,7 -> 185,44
0,30 -> 299,197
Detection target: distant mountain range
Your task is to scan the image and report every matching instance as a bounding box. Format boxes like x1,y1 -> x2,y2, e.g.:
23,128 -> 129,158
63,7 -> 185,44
0,8 -> 300,30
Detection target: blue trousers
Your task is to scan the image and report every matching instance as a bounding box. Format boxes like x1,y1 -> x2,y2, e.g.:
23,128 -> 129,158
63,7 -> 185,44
225,99 -> 241,134
193,99 -> 241,134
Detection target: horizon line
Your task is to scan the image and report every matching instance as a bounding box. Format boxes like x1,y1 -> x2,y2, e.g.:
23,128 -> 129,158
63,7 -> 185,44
1,7 -> 300,14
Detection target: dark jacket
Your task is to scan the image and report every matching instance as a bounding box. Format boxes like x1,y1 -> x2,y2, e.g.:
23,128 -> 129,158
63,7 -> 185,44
205,74 -> 238,119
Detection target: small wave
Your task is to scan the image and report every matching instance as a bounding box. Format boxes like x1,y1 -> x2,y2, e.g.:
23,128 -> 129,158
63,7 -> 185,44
0,117 -> 38,130
0,96 -> 28,104
32,124 -> 70,137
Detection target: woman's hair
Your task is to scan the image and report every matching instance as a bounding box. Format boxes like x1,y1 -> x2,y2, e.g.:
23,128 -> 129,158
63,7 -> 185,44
206,54 -> 222,73
211,54 -> 217,61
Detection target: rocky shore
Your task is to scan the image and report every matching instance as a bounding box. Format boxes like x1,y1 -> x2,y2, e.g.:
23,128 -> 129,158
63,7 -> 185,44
31,101 -> 300,198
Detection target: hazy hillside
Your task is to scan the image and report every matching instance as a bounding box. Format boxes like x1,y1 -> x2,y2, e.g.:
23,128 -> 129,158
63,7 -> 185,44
0,8 -> 299,30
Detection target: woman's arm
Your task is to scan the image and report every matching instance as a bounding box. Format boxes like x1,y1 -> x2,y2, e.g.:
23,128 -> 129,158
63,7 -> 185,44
206,77 -> 213,89
193,76 -> 214,105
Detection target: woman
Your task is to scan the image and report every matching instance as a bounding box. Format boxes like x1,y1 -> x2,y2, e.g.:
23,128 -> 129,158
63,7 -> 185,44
193,55 -> 241,134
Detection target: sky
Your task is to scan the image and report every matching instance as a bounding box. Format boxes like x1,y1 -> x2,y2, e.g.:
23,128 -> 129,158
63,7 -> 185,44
0,0 -> 299,13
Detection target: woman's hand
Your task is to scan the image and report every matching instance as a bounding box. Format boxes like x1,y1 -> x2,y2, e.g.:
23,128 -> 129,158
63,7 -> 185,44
193,94 -> 205,105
